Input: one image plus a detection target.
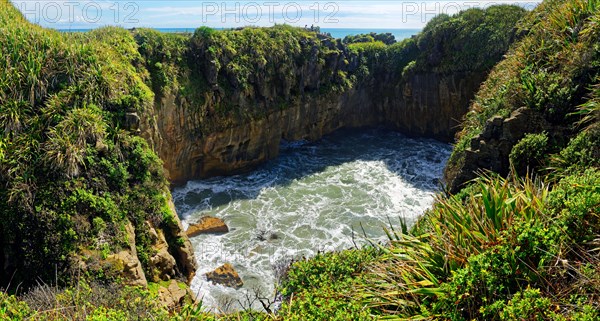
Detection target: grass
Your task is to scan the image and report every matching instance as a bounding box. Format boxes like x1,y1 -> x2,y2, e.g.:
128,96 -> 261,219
453,0 -> 600,146
1,281 -> 215,321
445,0 -> 600,193
353,0 -> 600,319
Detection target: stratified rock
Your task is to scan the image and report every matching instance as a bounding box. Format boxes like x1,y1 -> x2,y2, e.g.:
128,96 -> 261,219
145,69 -> 486,186
165,200 -> 198,283
104,222 -> 147,287
205,263 -> 244,289
157,280 -> 188,308
444,107 -> 552,193
150,242 -> 177,282
106,250 -> 147,287
186,217 -> 229,237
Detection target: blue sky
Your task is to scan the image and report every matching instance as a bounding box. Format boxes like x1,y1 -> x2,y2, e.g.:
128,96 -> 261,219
12,1 -> 542,30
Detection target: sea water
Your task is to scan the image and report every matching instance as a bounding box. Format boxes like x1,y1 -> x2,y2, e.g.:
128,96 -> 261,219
172,128 -> 451,311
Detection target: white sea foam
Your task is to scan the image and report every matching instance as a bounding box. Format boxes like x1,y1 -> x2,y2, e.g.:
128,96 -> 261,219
171,128 -> 451,312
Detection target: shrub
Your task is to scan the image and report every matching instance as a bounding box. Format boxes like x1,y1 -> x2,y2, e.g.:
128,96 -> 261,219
549,124 -> 600,176
1,281 -> 217,321
343,32 -> 396,45
415,6 -> 526,73
278,249 -> 379,321
509,132 -> 549,175
493,288 -> 554,321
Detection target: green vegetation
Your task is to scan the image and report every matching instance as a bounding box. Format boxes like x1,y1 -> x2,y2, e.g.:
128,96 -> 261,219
509,132 -> 549,174
344,6 -> 525,91
343,32 -> 397,45
133,24 -> 358,134
0,281 -> 216,321
414,5 -> 526,73
274,171 -> 599,320
133,28 -> 189,98
0,0 -> 183,288
130,6 -> 524,136
277,249 -> 380,320
451,0 -> 600,162
3,0 -> 599,319
271,1 -> 599,320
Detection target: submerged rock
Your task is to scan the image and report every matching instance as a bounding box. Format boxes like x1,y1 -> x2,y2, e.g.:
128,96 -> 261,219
255,229 -> 279,241
205,263 -> 244,289
186,217 -> 229,237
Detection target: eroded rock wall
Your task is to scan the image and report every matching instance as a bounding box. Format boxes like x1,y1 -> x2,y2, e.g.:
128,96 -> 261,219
145,69 -> 485,185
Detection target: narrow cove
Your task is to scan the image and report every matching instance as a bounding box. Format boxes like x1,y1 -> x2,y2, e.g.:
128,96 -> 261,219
172,128 -> 452,310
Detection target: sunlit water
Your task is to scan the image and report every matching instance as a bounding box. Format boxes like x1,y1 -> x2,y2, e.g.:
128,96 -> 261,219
172,128 -> 451,311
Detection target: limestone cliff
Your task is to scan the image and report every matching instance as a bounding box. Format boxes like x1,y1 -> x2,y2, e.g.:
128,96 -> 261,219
135,5 -> 526,184
444,107 -> 554,192
149,70 -> 487,185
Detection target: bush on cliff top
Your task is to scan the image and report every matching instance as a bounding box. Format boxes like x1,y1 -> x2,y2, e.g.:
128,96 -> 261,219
346,6 -> 525,90
343,32 -> 396,45
414,5 -> 526,73
130,6 -> 525,137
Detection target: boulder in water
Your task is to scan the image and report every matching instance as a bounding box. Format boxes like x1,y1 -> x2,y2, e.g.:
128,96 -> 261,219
205,263 -> 243,289
186,217 -> 229,237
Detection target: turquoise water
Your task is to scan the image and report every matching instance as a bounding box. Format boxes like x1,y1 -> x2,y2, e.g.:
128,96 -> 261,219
172,128 -> 451,311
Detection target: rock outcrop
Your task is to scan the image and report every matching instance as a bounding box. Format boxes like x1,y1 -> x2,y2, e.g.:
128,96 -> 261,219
157,280 -> 190,308
444,107 -> 553,192
71,203 -> 197,287
205,263 -> 244,289
186,217 -> 229,237
108,222 -> 148,286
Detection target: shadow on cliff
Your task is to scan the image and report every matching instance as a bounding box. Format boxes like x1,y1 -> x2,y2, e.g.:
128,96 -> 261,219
173,127 -> 451,213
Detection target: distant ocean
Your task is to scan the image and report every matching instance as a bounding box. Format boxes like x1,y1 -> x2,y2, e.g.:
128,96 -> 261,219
59,28 -> 422,41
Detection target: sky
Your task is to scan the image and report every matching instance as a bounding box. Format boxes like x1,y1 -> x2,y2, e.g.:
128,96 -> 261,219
11,0 -> 542,30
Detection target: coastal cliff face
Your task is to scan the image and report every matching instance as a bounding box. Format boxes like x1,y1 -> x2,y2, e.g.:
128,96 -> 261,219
373,72 -> 489,140
136,5 -> 526,184
73,205 -> 197,287
150,70 -> 486,185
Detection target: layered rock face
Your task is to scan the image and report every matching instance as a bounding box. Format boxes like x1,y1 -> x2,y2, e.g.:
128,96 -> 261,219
368,71 -> 488,141
146,54 -> 486,185
73,200 -> 197,287
444,107 -> 553,192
